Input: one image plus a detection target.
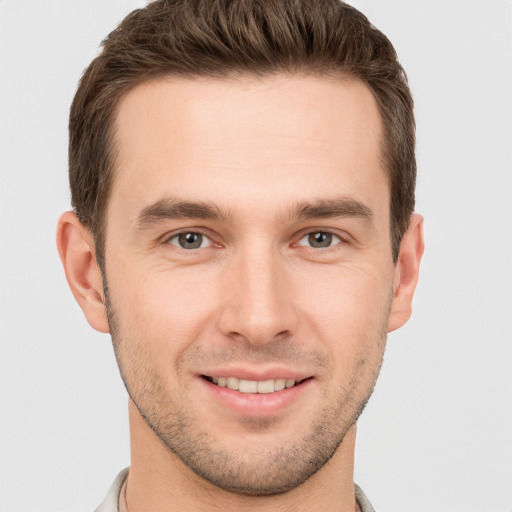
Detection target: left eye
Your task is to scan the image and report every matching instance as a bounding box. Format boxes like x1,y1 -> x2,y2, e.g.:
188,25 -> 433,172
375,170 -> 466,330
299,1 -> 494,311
297,231 -> 342,249
168,232 -> 212,250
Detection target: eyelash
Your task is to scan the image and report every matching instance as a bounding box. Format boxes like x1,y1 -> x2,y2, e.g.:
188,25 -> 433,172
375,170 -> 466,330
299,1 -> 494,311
164,229 -> 217,250
295,231 -> 345,250
163,229 -> 348,251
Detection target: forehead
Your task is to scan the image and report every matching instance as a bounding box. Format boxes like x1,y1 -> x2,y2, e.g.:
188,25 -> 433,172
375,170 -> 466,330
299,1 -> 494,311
110,74 -> 387,225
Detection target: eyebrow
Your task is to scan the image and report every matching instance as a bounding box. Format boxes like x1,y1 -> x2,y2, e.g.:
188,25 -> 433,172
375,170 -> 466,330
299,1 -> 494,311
289,197 -> 374,222
136,198 -> 232,229
135,195 -> 373,230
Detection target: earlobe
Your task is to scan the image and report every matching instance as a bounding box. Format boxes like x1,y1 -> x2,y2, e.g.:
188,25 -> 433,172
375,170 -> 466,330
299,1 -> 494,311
387,214 -> 425,333
56,211 -> 110,333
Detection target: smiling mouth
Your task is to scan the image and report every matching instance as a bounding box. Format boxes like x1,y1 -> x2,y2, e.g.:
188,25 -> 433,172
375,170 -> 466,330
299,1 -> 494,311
202,376 -> 311,394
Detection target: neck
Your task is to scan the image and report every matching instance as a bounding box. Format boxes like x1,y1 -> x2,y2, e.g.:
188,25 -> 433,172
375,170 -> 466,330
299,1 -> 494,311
126,400 -> 359,512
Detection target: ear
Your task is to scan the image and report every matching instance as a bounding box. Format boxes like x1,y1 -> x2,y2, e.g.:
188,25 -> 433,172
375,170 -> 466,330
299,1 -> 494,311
56,211 -> 110,333
388,213 -> 425,333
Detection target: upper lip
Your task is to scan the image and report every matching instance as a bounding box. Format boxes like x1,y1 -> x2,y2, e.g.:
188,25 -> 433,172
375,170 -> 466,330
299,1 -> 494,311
199,367 -> 313,382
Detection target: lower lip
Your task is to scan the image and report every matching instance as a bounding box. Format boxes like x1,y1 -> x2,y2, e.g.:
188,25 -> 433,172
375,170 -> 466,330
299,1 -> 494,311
200,377 -> 313,417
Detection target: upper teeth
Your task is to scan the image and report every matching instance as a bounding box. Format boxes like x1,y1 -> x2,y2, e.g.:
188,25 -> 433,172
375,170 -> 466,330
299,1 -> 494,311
212,377 -> 296,393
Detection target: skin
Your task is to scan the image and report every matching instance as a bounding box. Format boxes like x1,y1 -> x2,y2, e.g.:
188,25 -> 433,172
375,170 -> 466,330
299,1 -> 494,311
57,74 -> 424,512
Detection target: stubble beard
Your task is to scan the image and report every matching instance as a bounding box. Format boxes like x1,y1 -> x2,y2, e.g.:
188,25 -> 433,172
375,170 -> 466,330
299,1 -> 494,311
104,284 -> 387,496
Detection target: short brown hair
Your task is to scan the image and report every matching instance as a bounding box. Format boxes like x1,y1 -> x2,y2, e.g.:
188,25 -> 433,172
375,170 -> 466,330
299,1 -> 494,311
69,0 -> 415,267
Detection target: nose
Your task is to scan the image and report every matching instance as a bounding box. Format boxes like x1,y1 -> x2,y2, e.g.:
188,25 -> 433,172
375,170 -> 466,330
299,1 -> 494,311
217,244 -> 298,346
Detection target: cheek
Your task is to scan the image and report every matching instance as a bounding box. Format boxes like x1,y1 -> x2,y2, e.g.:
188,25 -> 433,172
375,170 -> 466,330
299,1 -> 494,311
297,260 -> 392,319
294,264 -> 392,363
107,252 -> 393,371
108,263 -> 220,356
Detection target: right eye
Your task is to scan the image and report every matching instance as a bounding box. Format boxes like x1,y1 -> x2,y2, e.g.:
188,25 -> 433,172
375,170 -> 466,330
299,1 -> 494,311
167,231 -> 213,250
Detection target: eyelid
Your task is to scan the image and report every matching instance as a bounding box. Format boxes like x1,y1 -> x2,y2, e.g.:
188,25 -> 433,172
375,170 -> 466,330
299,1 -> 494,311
296,232 -> 341,249
293,228 -> 350,247
159,227 -> 350,249
161,228 -> 220,248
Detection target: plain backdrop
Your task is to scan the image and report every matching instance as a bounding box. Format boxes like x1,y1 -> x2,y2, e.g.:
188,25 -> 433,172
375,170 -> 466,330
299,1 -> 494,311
1,1 -> 511,511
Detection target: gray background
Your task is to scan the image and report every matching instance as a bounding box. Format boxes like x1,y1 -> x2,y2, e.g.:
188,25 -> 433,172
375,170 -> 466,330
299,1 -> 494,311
1,1 -> 511,510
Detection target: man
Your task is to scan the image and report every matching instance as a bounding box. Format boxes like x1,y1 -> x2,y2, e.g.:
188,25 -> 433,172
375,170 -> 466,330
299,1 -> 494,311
57,0 -> 424,510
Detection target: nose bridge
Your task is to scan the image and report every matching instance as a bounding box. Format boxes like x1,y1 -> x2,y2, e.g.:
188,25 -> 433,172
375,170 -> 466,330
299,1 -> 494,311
218,239 -> 295,345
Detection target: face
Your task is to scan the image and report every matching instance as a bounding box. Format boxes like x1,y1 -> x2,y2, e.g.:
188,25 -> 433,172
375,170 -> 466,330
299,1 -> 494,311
104,75 -> 396,494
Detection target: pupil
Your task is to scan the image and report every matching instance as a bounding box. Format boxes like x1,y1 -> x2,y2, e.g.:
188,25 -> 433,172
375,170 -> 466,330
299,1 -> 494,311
309,232 -> 332,248
179,232 -> 202,249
